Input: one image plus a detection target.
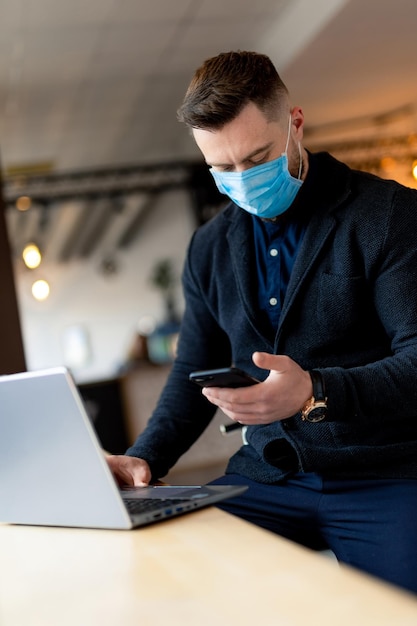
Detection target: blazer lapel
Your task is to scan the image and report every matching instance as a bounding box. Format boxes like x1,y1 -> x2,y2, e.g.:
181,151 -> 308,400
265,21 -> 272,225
279,152 -> 352,328
225,210 -> 265,335
280,211 -> 336,323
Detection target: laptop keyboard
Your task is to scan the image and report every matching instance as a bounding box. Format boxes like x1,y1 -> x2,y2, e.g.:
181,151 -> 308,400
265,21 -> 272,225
124,497 -> 186,515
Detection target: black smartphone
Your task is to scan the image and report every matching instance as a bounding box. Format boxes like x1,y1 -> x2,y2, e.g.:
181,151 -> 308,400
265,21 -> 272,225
189,367 -> 260,388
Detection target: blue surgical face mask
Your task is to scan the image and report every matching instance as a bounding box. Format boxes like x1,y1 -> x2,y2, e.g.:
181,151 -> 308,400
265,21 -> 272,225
210,115 -> 303,219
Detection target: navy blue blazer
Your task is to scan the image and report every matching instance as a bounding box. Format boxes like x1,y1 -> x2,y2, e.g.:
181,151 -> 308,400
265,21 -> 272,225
127,152 -> 417,483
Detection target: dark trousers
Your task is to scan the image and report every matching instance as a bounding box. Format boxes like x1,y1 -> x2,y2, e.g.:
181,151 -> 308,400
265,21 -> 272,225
210,472 -> 417,594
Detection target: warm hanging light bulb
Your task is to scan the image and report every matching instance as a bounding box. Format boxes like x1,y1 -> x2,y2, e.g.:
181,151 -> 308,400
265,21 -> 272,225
16,195 -> 32,211
22,243 -> 41,269
412,160 -> 417,181
31,279 -> 50,301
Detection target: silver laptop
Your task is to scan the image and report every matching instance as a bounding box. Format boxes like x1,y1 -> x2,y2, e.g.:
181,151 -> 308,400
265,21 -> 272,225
0,367 -> 246,530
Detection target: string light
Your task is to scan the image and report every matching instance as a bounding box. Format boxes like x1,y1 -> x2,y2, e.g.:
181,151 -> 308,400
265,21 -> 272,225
412,160 -> 417,181
22,243 -> 41,269
15,195 -> 31,211
31,279 -> 50,301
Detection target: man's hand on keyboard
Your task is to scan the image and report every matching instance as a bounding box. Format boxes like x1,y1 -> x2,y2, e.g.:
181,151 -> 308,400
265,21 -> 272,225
106,454 -> 151,487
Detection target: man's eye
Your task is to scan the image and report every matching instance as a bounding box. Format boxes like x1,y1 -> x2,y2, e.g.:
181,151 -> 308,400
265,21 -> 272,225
250,156 -> 267,166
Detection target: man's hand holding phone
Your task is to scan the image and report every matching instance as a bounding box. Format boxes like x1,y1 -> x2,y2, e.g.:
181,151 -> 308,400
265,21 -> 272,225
190,351 -> 313,426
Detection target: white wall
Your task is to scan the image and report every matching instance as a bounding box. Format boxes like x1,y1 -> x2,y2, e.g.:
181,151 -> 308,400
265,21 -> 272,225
15,188 -> 196,383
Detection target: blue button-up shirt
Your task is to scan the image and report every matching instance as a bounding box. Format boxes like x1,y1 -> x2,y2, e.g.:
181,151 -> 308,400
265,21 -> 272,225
252,215 -> 306,335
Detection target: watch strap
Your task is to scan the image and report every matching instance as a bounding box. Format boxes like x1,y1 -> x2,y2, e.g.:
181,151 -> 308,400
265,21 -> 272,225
309,369 -> 325,402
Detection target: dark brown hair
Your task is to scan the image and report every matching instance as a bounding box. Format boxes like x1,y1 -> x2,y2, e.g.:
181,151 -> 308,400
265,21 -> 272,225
177,50 -> 289,130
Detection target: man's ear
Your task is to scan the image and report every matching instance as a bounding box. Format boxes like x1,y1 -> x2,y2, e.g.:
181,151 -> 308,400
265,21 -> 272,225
291,106 -> 304,139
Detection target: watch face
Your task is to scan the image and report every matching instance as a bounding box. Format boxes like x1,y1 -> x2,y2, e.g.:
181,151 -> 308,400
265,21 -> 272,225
306,406 -> 327,423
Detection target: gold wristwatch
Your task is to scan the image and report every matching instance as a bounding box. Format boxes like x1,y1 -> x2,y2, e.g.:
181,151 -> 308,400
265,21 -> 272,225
301,370 -> 327,423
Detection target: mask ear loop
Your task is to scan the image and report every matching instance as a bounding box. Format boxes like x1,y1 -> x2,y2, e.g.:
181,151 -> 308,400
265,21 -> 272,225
297,141 -> 302,180
284,114 -> 292,153
286,114 -> 303,181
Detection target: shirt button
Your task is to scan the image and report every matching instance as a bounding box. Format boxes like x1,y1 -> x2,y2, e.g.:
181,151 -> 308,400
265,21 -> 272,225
269,248 -> 278,257
269,297 -> 278,306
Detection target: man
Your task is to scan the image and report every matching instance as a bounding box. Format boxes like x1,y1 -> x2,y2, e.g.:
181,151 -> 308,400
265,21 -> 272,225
108,51 -> 417,592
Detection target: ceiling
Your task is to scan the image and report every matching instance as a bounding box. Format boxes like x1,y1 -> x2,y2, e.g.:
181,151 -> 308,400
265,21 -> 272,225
2,0 -> 417,264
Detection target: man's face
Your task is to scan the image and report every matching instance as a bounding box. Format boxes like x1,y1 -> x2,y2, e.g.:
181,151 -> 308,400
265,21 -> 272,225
192,101 -> 305,178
